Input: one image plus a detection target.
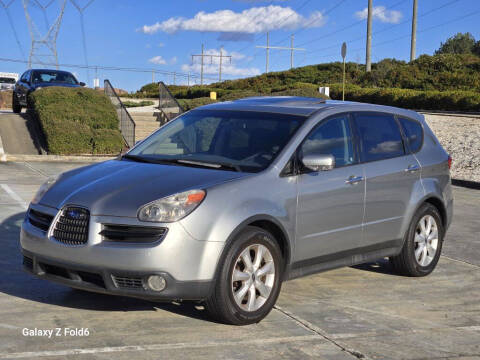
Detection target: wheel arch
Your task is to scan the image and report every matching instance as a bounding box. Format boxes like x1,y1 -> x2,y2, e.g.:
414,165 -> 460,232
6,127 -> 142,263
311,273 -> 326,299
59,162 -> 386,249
213,214 -> 292,281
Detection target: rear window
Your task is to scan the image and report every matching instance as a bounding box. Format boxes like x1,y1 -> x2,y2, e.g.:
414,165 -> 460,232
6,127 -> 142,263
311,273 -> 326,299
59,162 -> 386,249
398,117 -> 423,153
354,113 -> 405,162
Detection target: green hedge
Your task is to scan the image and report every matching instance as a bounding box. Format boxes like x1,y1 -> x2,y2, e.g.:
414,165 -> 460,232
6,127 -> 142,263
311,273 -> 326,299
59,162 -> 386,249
328,84 -> 480,111
30,87 -> 123,155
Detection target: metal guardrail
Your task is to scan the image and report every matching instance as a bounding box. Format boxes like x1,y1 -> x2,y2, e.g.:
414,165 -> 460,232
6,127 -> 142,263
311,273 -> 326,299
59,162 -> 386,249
159,81 -> 184,121
104,79 -> 135,148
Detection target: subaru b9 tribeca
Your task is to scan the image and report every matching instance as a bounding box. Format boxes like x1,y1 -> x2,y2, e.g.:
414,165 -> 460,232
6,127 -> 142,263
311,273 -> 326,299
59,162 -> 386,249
21,97 -> 453,325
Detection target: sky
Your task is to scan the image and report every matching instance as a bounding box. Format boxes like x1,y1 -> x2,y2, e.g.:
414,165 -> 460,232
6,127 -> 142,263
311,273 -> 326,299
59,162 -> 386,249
1,0 -> 479,92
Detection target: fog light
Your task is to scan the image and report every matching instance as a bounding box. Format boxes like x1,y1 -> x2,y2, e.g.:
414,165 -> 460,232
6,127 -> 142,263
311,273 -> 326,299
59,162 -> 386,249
147,275 -> 166,291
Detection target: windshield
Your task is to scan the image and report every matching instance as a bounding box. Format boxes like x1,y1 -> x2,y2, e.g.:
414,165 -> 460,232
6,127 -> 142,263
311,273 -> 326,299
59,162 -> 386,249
0,77 -> 16,84
128,110 -> 304,173
31,71 -> 78,85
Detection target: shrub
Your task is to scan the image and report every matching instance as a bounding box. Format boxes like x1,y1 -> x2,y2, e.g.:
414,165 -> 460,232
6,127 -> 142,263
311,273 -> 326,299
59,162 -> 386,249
30,87 -> 123,155
177,97 -> 217,110
328,84 -> 480,111
123,100 -> 154,108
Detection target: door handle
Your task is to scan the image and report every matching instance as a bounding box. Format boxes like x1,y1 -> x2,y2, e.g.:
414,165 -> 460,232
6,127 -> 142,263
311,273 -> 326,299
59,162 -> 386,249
405,164 -> 420,172
345,175 -> 364,185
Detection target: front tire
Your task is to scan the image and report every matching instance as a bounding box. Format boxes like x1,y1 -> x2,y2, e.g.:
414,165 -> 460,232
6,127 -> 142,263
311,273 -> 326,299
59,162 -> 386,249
390,203 -> 444,277
12,94 -> 22,113
206,226 -> 283,325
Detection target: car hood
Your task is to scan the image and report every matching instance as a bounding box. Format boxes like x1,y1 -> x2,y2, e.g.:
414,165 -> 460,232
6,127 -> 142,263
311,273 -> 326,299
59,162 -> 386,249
39,159 -> 249,217
33,82 -> 81,89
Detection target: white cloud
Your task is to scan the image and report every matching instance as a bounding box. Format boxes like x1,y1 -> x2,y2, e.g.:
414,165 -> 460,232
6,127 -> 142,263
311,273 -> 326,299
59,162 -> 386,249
158,42 -> 165,47
140,5 -> 326,35
148,55 -> 167,65
170,56 -> 177,65
181,48 -> 260,78
355,6 -> 402,24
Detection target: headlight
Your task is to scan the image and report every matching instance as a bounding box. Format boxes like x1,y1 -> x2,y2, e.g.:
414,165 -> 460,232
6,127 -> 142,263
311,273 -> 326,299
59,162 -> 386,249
138,189 -> 206,222
35,86 -> 42,91
31,176 -> 58,204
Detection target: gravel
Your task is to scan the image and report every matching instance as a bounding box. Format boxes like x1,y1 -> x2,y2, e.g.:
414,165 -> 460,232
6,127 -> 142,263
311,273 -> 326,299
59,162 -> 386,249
424,113 -> 480,182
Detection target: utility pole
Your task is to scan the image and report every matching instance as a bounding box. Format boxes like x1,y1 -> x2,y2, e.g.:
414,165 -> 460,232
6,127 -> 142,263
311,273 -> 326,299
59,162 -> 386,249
410,0 -> 418,61
192,45 -> 231,84
192,44 -> 206,85
256,33 -> 305,73
152,71 -> 154,84
366,0 -> 372,72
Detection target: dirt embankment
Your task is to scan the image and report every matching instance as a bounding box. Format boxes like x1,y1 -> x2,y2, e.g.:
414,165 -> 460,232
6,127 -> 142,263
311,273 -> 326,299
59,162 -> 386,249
0,91 -> 12,109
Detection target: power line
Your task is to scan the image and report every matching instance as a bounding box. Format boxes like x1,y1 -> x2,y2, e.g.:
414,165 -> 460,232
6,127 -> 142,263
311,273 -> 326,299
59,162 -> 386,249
0,57 -> 220,82
300,0 -> 462,61
0,0 -> 27,60
297,7 -> 480,66
297,0 -> 406,48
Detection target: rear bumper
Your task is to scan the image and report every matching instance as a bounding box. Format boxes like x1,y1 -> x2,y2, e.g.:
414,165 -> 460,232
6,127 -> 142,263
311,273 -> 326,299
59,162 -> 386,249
21,249 -> 213,301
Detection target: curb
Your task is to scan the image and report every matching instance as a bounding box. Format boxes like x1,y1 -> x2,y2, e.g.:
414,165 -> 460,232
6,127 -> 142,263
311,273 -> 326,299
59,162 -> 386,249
3,154 -> 116,162
452,179 -> 480,190
0,131 -> 6,162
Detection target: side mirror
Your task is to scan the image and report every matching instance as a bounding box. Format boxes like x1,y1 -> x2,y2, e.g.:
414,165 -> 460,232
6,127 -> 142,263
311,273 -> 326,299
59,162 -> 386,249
79,82 -> 86,87
301,154 -> 335,172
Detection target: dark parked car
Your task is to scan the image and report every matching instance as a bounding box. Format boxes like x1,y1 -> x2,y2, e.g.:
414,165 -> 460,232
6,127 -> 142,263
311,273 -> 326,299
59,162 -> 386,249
12,69 -> 85,113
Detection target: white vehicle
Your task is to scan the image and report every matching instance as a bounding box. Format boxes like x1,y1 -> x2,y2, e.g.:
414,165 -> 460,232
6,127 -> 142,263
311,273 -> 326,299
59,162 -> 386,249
0,72 -> 19,91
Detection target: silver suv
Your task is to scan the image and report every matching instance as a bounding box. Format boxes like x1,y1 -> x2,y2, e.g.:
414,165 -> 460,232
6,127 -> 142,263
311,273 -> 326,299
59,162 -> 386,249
21,97 -> 453,325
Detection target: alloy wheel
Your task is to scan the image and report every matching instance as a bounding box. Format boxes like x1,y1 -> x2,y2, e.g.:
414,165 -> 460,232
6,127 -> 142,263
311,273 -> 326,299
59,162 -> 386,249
231,244 -> 275,312
414,215 -> 439,267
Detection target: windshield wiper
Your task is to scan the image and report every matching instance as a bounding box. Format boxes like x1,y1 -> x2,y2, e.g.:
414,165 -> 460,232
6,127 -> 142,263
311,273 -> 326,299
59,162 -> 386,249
176,159 -> 242,172
122,154 -> 179,165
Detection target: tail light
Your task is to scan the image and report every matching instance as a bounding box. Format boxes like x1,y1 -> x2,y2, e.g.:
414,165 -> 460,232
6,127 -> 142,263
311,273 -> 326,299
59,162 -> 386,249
447,155 -> 452,170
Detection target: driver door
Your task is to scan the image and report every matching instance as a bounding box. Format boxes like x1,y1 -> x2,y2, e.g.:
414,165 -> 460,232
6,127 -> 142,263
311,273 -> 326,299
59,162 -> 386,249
295,114 -> 365,264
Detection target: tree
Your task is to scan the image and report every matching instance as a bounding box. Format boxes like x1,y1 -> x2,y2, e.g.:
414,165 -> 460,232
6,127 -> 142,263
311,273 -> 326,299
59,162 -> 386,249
474,41 -> 480,56
435,32 -> 476,55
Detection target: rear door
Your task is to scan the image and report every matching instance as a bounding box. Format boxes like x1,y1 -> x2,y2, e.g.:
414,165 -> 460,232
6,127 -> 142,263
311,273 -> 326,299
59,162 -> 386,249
352,112 -> 421,249
295,114 -> 365,262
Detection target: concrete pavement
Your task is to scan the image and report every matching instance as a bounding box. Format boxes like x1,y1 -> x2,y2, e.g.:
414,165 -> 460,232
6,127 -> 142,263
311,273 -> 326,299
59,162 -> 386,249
0,161 -> 479,360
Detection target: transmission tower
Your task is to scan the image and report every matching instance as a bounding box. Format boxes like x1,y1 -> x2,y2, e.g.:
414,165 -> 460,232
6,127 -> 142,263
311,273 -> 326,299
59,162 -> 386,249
70,0 -> 94,85
0,0 -> 27,60
23,0 -> 67,69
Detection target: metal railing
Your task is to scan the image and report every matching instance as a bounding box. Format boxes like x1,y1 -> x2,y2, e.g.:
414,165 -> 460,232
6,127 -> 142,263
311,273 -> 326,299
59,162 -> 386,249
104,79 -> 135,148
159,81 -> 184,121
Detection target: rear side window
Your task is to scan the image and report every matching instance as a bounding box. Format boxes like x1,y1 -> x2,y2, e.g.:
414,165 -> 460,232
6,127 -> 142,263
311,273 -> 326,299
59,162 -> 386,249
398,117 -> 423,153
354,113 -> 405,162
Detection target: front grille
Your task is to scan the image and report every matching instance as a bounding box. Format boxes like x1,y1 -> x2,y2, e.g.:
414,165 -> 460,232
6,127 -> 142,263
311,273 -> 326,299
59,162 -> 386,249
112,275 -> 144,290
100,225 -> 167,243
41,263 -> 70,278
77,271 -> 106,288
23,256 -> 33,270
39,262 -> 106,289
53,207 -> 90,245
28,209 -> 54,232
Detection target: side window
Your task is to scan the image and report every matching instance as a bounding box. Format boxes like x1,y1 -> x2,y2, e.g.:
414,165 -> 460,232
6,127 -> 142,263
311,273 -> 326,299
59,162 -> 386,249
300,115 -> 356,168
20,71 -> 29,82
354,113 -> 405,162
398,117 -> 423,153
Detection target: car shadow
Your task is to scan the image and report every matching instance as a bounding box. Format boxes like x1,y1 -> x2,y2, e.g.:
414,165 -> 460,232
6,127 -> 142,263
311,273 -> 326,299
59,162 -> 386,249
351,258 -> 402,276
0,212 -> 214,322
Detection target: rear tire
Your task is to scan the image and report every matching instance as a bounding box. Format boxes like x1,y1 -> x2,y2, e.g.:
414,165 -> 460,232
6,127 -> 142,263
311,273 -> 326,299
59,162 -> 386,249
12,94 -> 21,114
390,203 -> 444,277
206,226 -> 283,325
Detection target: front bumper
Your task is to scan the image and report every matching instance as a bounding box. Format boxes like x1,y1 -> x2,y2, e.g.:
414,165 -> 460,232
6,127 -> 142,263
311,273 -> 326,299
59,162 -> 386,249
21,249 -> 213,301
20,203 -> 224,301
